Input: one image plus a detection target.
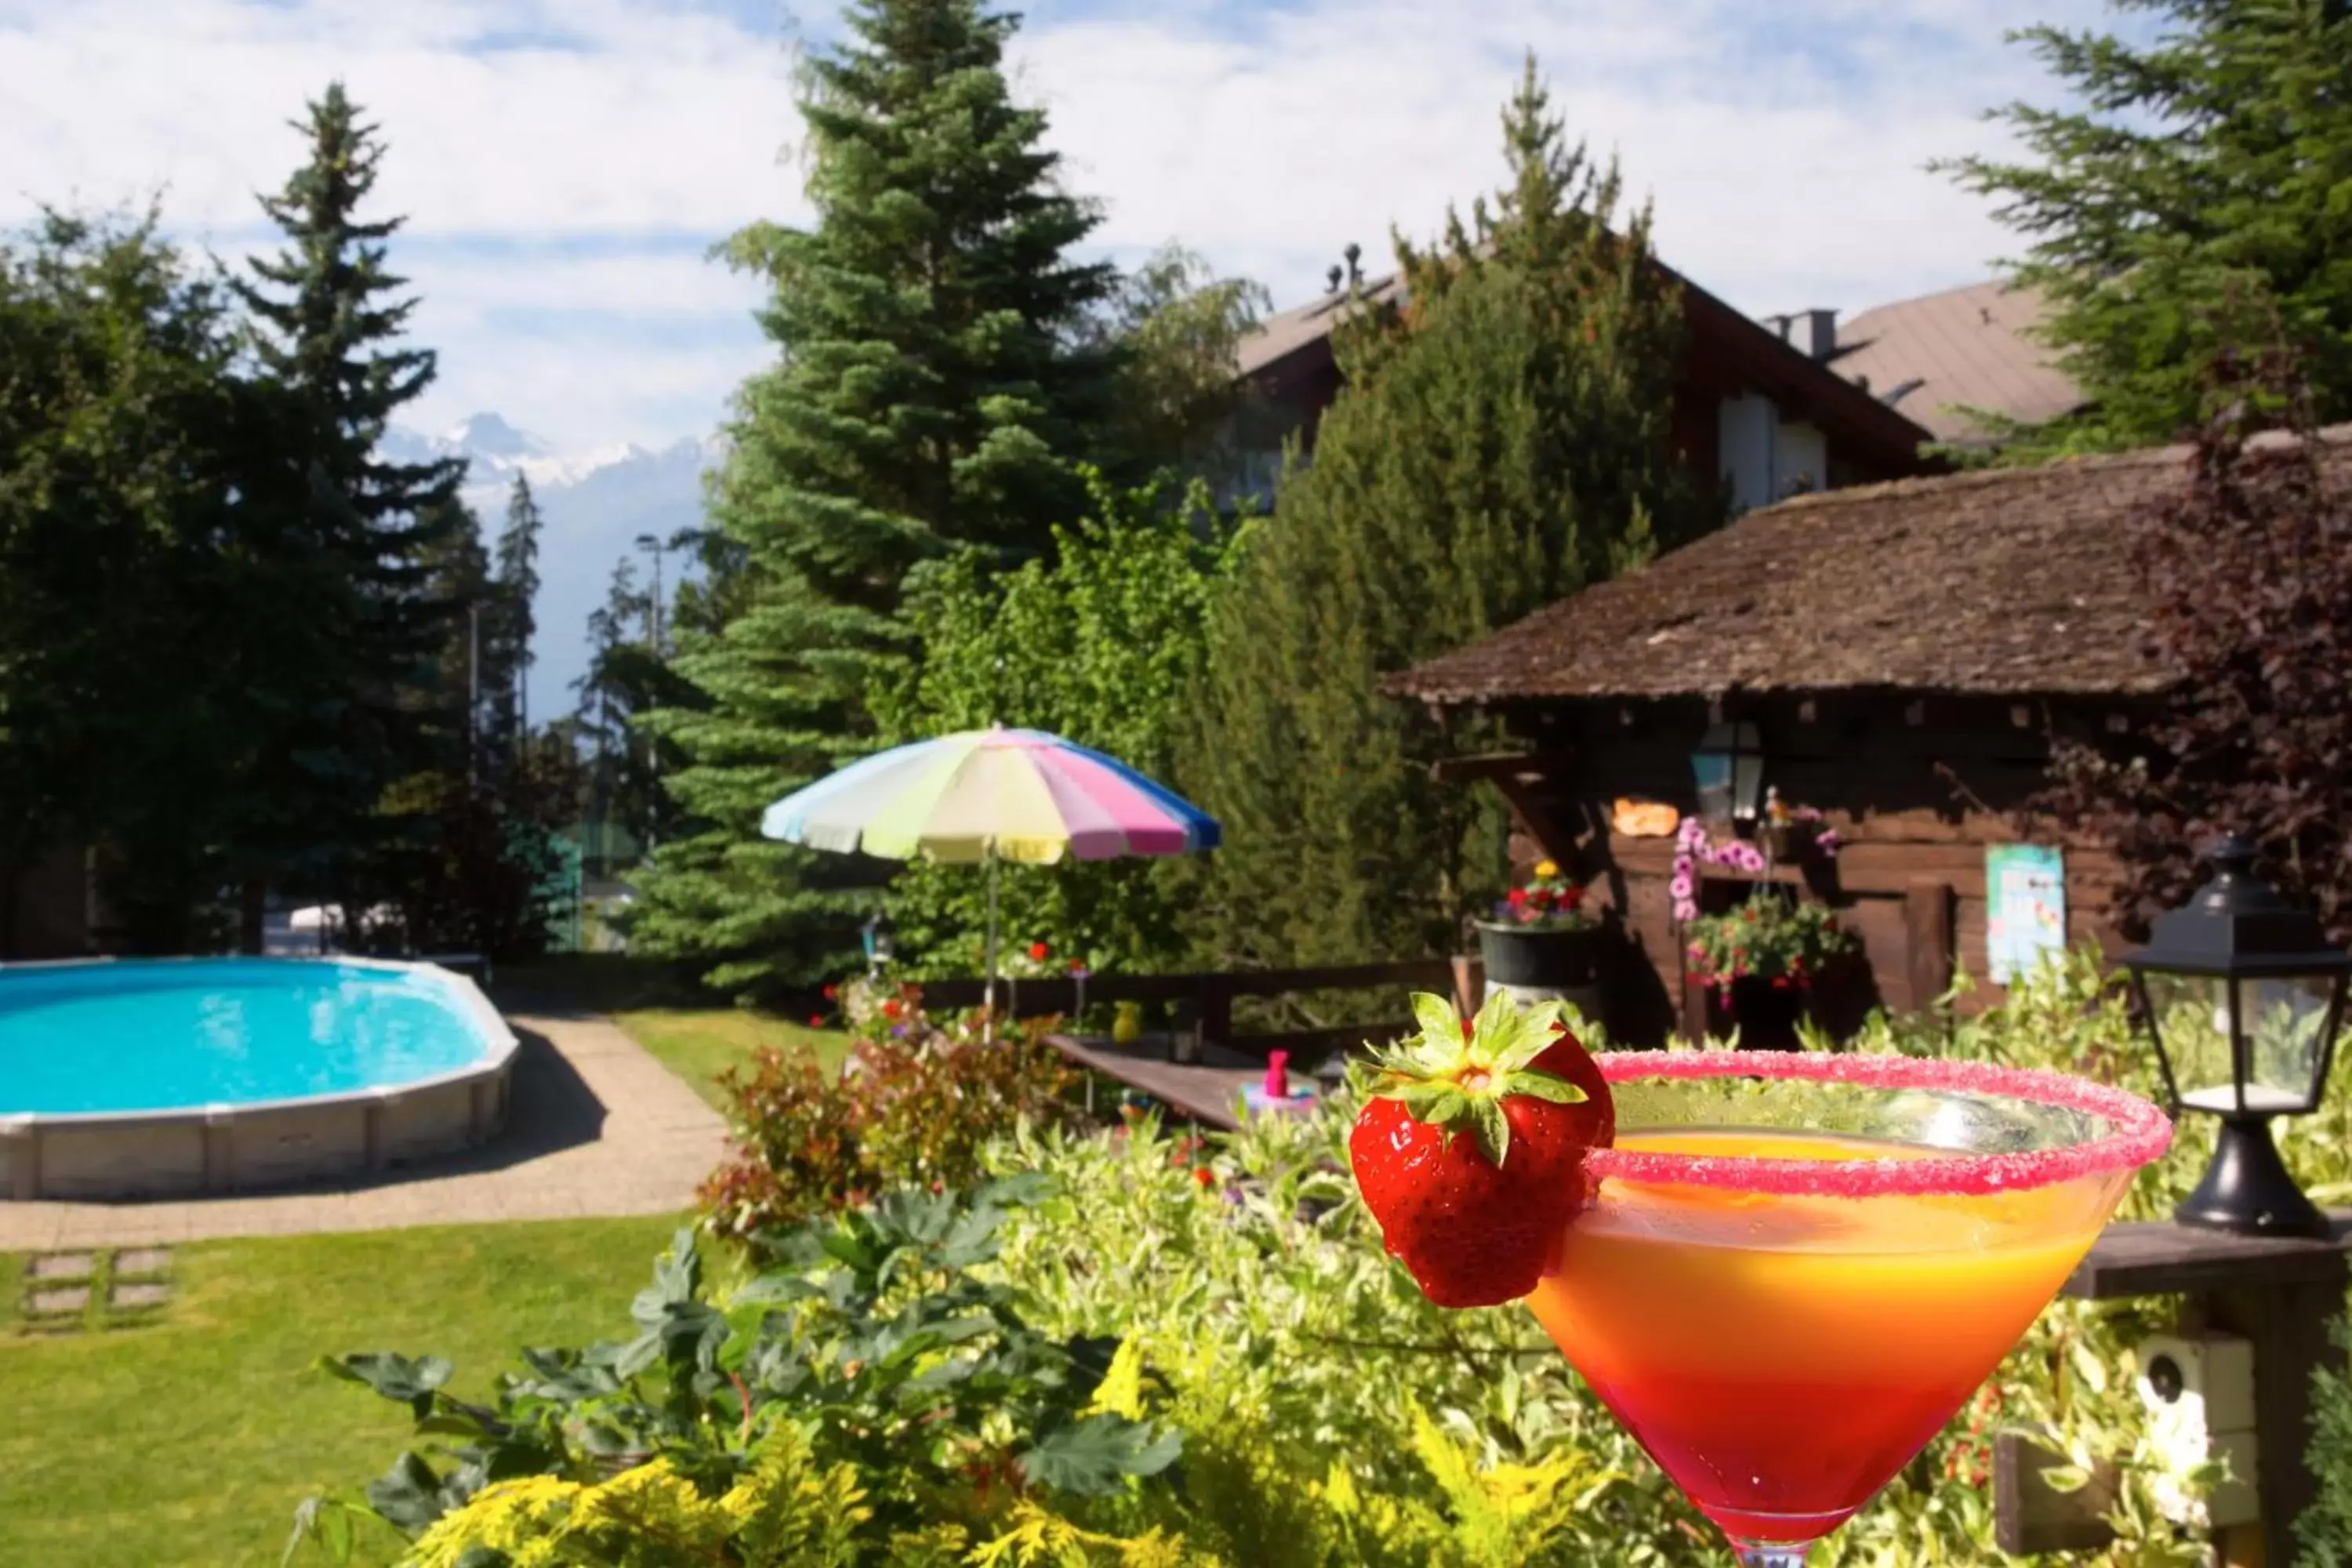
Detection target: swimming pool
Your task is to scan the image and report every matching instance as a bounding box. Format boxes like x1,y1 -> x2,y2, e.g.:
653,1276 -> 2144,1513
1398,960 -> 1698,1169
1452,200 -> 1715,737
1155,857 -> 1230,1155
0,957 -> 517,1200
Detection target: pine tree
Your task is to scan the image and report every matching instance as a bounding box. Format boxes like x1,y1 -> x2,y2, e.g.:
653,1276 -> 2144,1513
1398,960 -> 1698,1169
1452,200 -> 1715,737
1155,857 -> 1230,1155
632,0 -> 1121,995
1945,0 -> 2352,453
489,474 -> 544,753
1183,57 -> 1706,978
232,81 -> 466,906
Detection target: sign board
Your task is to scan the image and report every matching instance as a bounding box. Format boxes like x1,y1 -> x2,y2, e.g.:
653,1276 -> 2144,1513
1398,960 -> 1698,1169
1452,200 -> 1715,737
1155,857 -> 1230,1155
1986,844 -> 2066,984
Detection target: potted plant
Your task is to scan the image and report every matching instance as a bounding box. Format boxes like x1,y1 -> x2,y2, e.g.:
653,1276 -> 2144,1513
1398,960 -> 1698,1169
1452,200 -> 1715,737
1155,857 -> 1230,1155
1682,891 -> 1859,1051
1475,860 -> 1602,992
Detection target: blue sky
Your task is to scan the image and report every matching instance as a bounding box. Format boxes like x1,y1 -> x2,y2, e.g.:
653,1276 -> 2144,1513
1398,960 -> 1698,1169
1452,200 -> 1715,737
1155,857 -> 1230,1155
2,0 -> 2130,454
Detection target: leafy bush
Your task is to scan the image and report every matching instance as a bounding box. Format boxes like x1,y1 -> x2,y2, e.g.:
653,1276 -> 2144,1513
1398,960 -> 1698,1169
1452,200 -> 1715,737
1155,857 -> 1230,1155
2301,1318 -> 2352,1566
974,954 -> 2280,1566
699,985 -> 1083,1245
292,1180 -> 1185,1565
872,470 -> 1236,982
306,953 -> 2352,1564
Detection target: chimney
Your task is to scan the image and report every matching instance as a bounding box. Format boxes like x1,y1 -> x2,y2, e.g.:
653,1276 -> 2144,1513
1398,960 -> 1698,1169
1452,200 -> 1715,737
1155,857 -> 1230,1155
1801,308 -> 1838,361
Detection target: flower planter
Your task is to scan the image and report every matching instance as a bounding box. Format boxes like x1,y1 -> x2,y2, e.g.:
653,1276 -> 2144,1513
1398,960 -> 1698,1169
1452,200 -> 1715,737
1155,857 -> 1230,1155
1476,920 -> 1602,989
1726,975 -> 1806,1052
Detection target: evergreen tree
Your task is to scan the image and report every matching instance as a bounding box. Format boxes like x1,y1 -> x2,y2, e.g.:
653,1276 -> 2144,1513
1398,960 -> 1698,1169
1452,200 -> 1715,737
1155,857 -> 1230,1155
1183,57 -> 1706,978
632,0 -> 1120,995
0,213 -> 260,951
232,81 -> 466,908
489,474 -> 544,753
1946,0 -> 2352,454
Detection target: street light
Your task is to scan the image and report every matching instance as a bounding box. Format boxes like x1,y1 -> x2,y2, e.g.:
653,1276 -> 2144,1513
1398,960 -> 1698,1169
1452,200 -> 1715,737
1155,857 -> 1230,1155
2125,836 -> 2351,1237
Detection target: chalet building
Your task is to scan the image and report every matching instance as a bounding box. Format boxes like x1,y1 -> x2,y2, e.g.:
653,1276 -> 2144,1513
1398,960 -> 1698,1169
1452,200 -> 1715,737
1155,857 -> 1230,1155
1382,426 -> 2303,1047
1223,260 -> 1943,514
1831,280 -> 2084,448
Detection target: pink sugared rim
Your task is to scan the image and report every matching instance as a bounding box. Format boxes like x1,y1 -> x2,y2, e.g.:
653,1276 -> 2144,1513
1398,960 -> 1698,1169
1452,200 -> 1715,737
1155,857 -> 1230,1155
1584,1051 -> 2174,1198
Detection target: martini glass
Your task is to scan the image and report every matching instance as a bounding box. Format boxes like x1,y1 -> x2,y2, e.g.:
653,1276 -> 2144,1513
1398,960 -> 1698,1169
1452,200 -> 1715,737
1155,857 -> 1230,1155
1523,1051 -> 2172,1565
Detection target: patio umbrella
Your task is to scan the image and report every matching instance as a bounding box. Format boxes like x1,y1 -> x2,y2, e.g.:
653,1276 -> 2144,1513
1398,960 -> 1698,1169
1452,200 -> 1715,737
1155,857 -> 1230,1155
760,725 -> 1220,1020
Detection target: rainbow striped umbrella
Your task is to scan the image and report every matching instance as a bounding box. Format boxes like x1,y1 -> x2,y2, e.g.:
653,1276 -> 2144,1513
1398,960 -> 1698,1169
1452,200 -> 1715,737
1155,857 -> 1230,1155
760,726 -> 1219,1007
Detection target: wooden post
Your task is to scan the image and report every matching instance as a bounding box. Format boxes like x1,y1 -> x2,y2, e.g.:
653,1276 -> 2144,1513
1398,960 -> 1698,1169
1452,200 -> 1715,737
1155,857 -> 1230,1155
1994,1215 -> 2352,1559
1679,971 -> 1711,1045
1903,877 -> 1954,1011
1451,954 -> 1485,1018
2186,1269 -> 2351,1560
1197,976 -> 1233,1049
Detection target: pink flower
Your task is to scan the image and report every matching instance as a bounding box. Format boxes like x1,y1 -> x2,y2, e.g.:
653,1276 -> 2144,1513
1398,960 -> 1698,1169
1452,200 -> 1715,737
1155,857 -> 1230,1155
1668,873 -> 1694,902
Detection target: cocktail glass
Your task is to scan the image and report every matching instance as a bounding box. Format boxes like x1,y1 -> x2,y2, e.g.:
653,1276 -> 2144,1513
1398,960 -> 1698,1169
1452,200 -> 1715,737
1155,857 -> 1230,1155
1523,1051 -> 2172,1566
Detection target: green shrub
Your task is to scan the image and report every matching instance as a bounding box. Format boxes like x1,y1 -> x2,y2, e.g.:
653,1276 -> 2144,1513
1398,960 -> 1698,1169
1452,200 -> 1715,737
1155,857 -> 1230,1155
699,985 -> 1084,1244
974,953 -> 2276,1566
291,1181 -> 1185,1565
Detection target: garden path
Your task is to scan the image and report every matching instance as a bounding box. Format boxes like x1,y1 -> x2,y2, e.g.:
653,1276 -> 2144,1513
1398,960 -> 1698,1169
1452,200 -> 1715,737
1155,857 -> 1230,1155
0,1005 -> 726,1251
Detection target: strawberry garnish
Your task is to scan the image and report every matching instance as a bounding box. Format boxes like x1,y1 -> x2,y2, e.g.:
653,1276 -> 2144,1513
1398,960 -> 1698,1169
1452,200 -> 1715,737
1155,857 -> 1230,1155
1347,991 -> 1615,1308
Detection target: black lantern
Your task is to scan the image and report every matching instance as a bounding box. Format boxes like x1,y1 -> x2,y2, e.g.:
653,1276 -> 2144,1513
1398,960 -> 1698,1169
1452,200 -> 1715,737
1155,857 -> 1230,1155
861,910 -> 895,978
1690,720 -> 1765,825
2125,837 -> 2351,1237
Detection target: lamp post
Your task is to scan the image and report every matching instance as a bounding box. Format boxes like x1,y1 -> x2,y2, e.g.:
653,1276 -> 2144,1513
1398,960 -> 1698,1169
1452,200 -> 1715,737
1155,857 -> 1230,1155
2125,836 -> 2350,1237
1690,719 -> 1765,826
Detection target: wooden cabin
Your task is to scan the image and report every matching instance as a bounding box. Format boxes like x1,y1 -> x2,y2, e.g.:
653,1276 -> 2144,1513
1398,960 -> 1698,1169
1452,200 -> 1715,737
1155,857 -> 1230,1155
1383,432 -> 2277,1046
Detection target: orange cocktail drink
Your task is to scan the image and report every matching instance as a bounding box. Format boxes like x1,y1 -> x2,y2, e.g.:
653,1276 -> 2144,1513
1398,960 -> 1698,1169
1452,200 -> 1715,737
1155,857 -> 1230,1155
1524,1052 -> 2171,1564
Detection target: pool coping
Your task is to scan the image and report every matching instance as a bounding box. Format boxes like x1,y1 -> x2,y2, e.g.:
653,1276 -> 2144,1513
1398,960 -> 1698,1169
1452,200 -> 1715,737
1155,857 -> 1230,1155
0,957 -> 520,1200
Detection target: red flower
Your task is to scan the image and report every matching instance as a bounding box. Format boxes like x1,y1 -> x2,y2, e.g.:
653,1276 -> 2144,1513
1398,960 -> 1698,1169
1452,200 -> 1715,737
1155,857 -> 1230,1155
1029,941 -> 1050,961
1067,957 -> 1087,974
882,999 -> 904,1020
1192,1167 -> 1218,1189
1562,887 -> 1584,909
821,983 -> 837,1000
1507,887 -> 1529,906
808,1013 -> 826,1026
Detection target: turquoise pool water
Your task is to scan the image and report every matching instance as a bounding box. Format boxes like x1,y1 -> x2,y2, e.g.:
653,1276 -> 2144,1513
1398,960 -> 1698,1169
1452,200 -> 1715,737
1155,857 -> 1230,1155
0,959 -> 498,1116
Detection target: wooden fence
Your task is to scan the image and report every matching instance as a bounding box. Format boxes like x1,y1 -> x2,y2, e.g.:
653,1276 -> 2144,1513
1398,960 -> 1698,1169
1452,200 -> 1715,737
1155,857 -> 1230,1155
912,957 -> 1458,1058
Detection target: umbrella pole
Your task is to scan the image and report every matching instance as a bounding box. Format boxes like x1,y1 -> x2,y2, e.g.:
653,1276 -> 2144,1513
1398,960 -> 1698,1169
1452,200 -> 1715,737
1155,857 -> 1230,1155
984,851 -> 1000,1044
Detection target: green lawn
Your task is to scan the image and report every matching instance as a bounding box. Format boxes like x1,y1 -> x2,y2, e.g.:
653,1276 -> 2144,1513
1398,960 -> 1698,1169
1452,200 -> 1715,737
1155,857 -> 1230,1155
0,1214 -> 685,1568
612,1007 -> 847,1109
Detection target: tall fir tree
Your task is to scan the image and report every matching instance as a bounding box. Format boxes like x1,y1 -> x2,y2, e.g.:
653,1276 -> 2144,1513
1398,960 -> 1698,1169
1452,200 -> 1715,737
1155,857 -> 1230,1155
1946,0 -> 2352,455
1182,57 -> 1707,978
488,473 -> 544,754
232,82 -> 466,914
633,0 -> 1121,995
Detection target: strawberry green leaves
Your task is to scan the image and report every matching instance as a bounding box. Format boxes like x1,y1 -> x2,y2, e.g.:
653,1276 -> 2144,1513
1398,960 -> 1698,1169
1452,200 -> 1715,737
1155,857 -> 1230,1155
1357,991 -> 1588,1166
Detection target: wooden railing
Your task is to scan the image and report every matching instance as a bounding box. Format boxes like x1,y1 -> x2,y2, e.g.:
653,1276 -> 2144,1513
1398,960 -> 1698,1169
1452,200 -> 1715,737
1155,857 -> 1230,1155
912,957 -> 1457,1058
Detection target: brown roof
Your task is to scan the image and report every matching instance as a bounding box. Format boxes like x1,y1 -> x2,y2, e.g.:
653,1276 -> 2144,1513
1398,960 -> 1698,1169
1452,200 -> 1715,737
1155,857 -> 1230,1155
1388,426 -> 2352,706
1234,272 -> 1403,380
1832,280 -> 2082,445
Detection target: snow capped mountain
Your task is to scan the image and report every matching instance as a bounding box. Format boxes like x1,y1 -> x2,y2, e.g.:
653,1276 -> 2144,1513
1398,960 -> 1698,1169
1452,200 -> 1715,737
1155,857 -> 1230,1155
381,413 -> 721,721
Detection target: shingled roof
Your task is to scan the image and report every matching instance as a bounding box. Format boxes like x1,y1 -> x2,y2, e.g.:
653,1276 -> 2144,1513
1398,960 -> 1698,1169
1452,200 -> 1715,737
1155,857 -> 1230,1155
1388,426 -> 2352,706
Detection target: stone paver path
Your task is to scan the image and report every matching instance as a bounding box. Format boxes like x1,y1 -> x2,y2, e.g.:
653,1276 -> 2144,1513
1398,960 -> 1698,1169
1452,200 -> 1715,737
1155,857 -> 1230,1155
0,1008 -> 726,1250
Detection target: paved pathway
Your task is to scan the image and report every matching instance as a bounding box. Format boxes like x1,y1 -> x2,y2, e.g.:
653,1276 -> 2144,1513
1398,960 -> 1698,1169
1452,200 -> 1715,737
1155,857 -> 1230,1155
0,1004 -> 728,1251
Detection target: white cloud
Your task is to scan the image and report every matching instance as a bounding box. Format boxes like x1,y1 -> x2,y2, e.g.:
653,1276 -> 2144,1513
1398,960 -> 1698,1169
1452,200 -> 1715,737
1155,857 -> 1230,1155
2,0 -> 2120,451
